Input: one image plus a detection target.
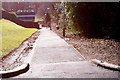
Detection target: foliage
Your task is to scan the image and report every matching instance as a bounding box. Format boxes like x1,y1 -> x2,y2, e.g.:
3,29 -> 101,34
52,2 -> 81,35
53,2 -> 119,40
0,19 -> 37,57
74,2 -> 119,39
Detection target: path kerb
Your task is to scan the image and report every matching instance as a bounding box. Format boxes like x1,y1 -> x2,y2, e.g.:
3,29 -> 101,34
91,59 -> 120,71
0,63 -> 28,75
25,29 -> 41,64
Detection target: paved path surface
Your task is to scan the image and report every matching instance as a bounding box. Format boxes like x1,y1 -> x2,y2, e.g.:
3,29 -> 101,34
14,28 -> 118,78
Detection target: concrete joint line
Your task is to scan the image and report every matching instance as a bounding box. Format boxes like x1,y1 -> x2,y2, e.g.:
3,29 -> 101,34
37,61 -> 86,66
91,59 -> 120,71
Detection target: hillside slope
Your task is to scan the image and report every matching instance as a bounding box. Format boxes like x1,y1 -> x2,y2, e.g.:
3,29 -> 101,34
0,19 -> 37,57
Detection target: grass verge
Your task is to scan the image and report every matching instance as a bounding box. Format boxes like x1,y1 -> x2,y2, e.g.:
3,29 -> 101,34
0,19 -> 37,57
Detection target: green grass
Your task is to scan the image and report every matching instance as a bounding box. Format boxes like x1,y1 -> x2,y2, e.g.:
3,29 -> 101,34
0,19 -> 37,57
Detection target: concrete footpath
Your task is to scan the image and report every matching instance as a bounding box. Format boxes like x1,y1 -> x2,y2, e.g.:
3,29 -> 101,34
14,28 -> 118,78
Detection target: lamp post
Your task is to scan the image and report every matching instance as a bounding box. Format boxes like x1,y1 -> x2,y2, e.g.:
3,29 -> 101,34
62,2 -> 67,37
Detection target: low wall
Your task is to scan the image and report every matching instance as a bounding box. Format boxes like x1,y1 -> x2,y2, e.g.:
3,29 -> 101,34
2,10 -> 39,29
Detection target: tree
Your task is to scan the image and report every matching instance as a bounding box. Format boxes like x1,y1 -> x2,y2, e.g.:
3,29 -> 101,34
45,13 -> 51,29
53,2 -> 120,40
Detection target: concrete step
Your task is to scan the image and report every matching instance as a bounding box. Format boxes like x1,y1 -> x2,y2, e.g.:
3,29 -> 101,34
15,61 -> 118,78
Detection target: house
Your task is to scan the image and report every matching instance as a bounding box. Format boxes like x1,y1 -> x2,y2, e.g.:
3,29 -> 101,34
16,10 -> 35,22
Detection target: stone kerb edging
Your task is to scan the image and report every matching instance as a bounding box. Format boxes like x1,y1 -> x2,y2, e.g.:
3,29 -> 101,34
0,63 -> 29,78
91,59 -> 120,71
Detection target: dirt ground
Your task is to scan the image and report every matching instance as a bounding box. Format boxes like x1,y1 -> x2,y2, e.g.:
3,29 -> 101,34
0,30 -> 40,71
52,27 -> 120,66
67,37 -> 120,65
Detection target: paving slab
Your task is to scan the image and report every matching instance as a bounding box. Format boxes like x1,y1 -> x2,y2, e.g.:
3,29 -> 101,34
31,47 -> 83,64
14,28 -> 119,78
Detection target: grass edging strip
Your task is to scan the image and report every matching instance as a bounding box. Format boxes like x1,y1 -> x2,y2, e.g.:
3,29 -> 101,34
91,59 -> 120,71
